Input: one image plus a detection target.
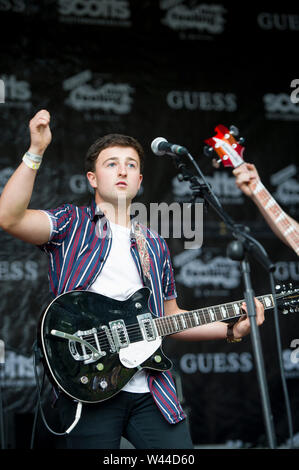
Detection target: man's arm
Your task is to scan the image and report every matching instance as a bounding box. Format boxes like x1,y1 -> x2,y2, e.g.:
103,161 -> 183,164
233,162 -> 299,249
164,297 -> 264,341
0,110 -> 52,245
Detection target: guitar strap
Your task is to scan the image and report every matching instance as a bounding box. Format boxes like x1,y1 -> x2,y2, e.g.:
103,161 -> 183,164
134,223 -> 152,289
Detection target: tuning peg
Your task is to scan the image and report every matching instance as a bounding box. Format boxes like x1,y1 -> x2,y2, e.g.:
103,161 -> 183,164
212,158 -> 221,169
203,145 -> 214,157
229,125 -> 239,136
238,137 -> 245,145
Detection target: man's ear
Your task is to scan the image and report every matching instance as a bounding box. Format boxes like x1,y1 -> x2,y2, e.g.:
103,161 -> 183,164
86,171 -> 97,189
138,173 -> 143,189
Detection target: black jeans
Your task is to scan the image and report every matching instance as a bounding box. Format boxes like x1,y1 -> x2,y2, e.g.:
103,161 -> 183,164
56,391 -> 193,449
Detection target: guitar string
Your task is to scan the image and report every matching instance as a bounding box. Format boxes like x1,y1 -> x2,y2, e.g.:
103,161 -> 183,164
72,293 -> 283,355
79,298 -> 271,352
82,297 -> 269,345
82,306 -> 235,346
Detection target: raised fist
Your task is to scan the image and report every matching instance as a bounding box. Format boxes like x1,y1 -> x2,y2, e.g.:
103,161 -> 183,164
28,109 -> 52,156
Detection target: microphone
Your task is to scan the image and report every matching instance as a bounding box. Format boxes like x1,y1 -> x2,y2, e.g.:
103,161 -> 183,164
151,137 -> 189,157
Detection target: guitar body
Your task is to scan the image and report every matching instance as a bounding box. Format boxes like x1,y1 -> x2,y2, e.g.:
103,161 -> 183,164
38,287 -> 172,403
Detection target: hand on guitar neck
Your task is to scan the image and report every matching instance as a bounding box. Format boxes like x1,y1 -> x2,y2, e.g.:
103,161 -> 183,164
233,162 -> 260,198
233,162 -> 299,255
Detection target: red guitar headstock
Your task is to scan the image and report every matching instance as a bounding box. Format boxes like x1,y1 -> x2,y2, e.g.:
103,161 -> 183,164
204,124 -> 245,169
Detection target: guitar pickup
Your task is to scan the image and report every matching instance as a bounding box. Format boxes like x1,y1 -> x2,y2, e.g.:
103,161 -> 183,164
137,313 -> 157,342
109,320 -> 130,351
101,325 -> 117,353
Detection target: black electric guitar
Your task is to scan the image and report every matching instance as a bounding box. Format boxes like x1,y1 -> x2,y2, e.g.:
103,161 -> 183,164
38,285 -> 299,403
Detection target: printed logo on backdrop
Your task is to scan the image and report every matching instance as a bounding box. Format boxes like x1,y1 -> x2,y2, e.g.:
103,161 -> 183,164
0,260 -> 38,281
283,347 -> 299,379
58,0 -> 131,26
1,350 -> 37,387
180,351 -> 253,374
263,92 -> 299,121
173,248 -> 241,298
167,90 -> 237,112
63,70 -> 134,121
270,165 -> 299,214
172,172 -> 243,205
179,348 -> 299,377
159,0 -> 227,40
274,261 -> 299,282
257,12 -> 299,31
0,0 -> 39,14
0,75 -> 31,110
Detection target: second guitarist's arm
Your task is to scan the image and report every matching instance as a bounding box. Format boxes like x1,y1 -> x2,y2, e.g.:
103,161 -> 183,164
233,162 -> 299,251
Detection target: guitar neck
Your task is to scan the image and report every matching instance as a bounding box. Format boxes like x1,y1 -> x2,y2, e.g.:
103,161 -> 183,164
249,180 -> 299,255
154,294 -> 275,337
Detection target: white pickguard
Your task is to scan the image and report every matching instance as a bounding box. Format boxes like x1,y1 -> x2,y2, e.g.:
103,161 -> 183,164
119,337 -> 162,368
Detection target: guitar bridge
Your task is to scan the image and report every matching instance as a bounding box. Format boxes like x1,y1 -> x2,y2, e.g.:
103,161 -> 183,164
61,328 -> 107,365
109,320 -> 130,351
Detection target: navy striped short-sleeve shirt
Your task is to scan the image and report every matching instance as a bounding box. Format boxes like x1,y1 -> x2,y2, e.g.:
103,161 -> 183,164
40,199 -> 186,424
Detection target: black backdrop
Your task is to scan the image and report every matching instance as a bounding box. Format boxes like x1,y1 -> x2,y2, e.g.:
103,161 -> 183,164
0,0 -> 299,448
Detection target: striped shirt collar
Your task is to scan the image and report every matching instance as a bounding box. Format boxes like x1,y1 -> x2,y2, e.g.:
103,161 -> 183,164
88,198 -> 140,240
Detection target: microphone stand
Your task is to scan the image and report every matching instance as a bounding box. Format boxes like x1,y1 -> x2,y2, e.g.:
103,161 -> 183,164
170,151 -> 277,449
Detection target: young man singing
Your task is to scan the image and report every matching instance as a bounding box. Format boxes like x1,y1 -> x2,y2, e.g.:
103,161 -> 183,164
0,110 -> 264,449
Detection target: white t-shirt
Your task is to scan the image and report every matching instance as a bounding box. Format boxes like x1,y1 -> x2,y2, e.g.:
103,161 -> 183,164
88,220 -> 150,393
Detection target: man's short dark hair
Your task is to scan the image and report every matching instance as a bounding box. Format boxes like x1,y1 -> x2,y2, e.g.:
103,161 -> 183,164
85,134 -> 145,173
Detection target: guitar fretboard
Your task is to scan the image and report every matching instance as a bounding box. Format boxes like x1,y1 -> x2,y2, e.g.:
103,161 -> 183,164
251,180 -> 299,256
155,294 -> 275,337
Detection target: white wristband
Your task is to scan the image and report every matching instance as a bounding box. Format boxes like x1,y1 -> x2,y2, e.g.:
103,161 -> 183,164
22,151 -> 43,170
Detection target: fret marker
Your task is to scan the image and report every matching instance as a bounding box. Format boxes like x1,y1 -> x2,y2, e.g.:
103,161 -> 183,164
265,199 -> 275,209
275,213 -> 285,223
284,226 -> 294,236
173,317 -> 179,331
221,306 -> 227,318
193,312 -> 200,326
209,309 -> 215,321
181,316 -> 187,329
233,304 -> 240,315
253,181 -> 263,195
